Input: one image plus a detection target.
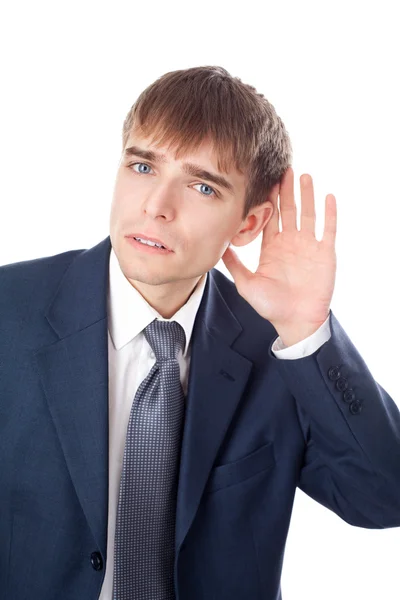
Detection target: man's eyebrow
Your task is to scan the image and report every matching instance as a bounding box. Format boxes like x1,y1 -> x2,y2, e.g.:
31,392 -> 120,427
123,145 -> 235,194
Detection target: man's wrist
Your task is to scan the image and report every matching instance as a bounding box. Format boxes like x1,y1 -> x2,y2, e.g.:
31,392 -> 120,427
274,320 -> 327,347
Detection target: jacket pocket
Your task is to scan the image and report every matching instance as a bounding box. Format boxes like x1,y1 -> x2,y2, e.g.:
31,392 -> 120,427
205,441 -> 275,493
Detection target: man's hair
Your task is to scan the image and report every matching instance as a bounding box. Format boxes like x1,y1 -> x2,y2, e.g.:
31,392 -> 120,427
122,65 -> 293,220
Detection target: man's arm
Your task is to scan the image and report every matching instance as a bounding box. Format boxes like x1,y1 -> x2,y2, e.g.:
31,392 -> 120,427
269,309 -> 400,528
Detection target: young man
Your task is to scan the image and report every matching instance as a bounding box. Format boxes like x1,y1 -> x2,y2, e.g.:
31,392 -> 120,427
1,65 -> 399,600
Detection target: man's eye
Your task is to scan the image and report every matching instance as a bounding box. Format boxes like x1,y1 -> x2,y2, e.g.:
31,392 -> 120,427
192,183 -> 217,197
129,162 -> 153,174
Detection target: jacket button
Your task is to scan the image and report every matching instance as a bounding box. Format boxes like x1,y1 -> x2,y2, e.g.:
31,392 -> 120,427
349,400 -> 363,415
90,551 -> 103,571
343,388 -> 356,403
335,377 -> 348,392
328,366 -> 341,380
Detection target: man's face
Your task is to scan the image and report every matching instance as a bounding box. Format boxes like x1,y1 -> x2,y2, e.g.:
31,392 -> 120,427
109,129 -> 263,288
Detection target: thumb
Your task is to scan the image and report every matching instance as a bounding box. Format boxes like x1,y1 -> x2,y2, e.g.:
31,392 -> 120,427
221,245 -> 252,289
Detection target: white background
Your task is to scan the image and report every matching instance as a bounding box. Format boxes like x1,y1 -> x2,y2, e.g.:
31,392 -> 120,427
1,1 -> 399,598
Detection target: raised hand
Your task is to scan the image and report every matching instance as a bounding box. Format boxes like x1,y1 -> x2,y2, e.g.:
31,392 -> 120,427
221,167 -> 337,347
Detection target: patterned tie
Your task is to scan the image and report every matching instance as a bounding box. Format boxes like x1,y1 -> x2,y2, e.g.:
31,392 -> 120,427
113,318 -> 186,600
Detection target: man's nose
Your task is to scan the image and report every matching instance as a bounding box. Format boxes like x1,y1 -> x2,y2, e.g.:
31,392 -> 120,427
143,184 -> 180,219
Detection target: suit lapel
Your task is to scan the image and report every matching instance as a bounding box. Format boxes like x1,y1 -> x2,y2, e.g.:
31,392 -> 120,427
174,269 -> 253,552
32,236 -> 254,561
32,238 -> 110,557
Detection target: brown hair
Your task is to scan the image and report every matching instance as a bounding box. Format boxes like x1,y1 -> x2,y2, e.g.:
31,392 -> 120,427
122,65 -> 292,220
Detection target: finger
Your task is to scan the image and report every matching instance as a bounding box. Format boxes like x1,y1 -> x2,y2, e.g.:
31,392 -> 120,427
280,167 -> 297,231
221,245 -> 252,289
322,194 -> 337,246
261,182 -> 280,248
300,174 -> 316,234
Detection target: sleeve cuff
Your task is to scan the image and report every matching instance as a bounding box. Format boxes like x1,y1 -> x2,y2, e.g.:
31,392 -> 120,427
271,312 -> 332,359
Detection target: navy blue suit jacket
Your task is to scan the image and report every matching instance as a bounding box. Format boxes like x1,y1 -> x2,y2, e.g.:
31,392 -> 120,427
1,235 -> 400,600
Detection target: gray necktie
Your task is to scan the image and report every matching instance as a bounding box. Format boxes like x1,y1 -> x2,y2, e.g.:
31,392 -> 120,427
113,318 -> 186,600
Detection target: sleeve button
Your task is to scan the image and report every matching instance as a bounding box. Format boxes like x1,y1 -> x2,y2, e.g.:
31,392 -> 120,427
343,388 -> 356,403
328,366 -> 341,380
349,400 -> 363,415
335,377 -> 348,392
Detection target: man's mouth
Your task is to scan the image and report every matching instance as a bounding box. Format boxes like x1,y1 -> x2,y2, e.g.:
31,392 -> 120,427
134,237 -> 167,249
126,236 -> 173,254
127,233 -> 172,251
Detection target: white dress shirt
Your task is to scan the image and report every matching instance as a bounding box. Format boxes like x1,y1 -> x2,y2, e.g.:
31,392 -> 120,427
99,247 -> 332,599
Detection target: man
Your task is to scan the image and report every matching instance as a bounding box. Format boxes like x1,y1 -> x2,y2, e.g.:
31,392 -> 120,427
1,65 -> 400,600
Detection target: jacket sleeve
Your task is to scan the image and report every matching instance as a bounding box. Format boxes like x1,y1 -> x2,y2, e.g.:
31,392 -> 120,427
268,310 -> 400,529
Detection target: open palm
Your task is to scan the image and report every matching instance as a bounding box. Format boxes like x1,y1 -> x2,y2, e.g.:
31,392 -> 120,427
221,167 -> 337,333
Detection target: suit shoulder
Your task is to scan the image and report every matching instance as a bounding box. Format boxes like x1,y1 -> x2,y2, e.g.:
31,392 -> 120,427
0,245 -> 86,310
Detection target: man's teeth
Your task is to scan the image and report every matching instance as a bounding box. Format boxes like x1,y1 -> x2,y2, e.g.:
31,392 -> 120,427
134,237 -> 166,249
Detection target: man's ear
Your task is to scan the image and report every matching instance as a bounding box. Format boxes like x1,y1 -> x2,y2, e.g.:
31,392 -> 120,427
230,199 -> 275,248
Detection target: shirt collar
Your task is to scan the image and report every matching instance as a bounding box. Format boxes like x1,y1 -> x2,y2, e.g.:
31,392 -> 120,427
107,245 -> 208,357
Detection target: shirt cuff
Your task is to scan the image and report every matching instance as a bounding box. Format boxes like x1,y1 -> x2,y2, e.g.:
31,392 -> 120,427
271,312 -> 332,359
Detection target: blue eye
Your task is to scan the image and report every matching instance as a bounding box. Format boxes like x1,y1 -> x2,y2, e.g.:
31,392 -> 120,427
129,162 -> 218,198
193,183 -> 216,197
131,162 -> 153,175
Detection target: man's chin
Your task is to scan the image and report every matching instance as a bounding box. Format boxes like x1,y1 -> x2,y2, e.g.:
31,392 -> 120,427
124,271 -> 179,288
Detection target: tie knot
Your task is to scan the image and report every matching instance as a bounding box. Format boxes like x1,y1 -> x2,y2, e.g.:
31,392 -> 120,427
144,319 -> 186,362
